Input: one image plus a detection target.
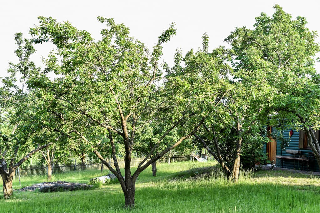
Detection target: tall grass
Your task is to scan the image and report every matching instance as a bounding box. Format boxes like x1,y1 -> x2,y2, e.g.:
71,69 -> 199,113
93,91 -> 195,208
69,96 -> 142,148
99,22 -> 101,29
1,161 -> 320,212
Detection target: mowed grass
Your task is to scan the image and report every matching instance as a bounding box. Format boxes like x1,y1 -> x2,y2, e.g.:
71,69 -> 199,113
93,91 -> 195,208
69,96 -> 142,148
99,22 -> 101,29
1,161 -> 320,212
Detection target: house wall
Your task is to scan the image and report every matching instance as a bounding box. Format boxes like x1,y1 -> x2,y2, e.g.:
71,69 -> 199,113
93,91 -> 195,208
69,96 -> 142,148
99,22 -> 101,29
275,129 -> 319,172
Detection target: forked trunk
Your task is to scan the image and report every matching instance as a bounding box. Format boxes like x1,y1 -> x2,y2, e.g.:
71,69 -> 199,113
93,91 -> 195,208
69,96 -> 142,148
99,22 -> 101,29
152,161 -> 157,177
2,172 -> 15,199
0,143 -> 52,199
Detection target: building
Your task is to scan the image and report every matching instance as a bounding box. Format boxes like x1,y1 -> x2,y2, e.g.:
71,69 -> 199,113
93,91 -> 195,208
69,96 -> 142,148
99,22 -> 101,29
265,127 -> 319,171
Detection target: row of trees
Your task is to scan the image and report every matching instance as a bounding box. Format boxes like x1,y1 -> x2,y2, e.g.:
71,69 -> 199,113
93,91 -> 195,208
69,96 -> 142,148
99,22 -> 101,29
1,5 -> 320,207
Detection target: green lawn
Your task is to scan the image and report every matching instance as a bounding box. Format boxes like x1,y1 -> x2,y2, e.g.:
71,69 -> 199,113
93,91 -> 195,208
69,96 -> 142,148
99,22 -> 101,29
1,161 -> 320,212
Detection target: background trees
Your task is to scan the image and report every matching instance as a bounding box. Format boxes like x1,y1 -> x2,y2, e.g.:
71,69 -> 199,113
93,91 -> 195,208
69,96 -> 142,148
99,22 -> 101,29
226,5 -> 320,168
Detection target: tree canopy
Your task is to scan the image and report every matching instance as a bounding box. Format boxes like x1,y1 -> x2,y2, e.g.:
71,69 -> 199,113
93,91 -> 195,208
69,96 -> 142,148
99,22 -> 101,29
2,4 -> 320,207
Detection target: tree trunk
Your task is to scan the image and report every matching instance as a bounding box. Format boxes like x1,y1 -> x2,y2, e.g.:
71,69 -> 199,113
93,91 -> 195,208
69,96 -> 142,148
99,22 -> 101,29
47,163 -> 52,181
123,179 -> 136,208
80,154 -> 86,170
80,160 -> 86,170
168,157 -> 171,164
100,163 -> 104,173
232,122 -> 242,183
44,149 -> 53,181
314,154 -> 320,171
307,130 -> 320,171
90,119 -> 204,208
1,171 -> 15,199
232,153 -> 241,182
152,161 -> 157,177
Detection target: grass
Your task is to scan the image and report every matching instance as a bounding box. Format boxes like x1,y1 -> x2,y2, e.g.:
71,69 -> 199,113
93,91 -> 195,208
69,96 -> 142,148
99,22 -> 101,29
1,161 -> 320,212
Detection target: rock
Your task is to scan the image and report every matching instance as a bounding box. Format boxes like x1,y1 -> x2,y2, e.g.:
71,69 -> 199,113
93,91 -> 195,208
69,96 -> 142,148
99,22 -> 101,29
90,173 -> 117,184
90,176 -> 110,184
107,173 -> 117,180
39,181 -> 92,192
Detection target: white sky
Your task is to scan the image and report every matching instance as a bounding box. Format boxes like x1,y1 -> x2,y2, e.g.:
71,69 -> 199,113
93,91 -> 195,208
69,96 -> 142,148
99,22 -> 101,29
1,0 -> 320,78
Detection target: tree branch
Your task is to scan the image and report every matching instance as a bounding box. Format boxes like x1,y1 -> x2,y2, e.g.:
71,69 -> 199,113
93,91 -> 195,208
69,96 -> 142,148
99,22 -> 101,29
202,124 -> 231,174
93,149 -> 126,192
55,96 -> 123,136
109,86 -> 129,139
13,143 -> 52,169
137,112 -> 193,169
134,117 -> 205,179
108,130 -> 122,176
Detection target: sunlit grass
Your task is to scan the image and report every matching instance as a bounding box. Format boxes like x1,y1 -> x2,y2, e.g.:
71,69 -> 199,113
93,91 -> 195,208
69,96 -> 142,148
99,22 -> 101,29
1,161 -> 320,212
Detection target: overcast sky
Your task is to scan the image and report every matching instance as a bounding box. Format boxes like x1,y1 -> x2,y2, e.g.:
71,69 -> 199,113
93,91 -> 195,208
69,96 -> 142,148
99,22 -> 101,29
1,0 -> 320,78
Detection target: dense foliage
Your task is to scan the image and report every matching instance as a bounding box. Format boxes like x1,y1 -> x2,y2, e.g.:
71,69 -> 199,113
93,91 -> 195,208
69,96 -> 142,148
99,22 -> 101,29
1,4 -> 320,208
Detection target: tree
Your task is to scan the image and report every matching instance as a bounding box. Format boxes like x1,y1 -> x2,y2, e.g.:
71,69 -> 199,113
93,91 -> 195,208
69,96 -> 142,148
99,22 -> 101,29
166,35 -> 265,182
225,5 -> 320,168
0,90 -> 52,198
38,143 -> 59,181
189,61 -> 269,181
17,17 -> 206,207
0,32 -> 69,198
194,102 -> 269,181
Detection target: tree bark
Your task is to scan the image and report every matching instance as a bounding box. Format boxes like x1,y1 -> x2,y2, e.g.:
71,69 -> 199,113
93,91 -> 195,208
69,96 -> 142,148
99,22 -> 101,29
305,128 -> 320,170
232,122 -> 242,183
1,171 -> 15,199
232,151 -> 241,182
123,178 -> 136,208
46,149 -> 52,181
47,162 -> 52,181
152,161 -> 157,177
80,155 -> 86,170
100,163 -> 104,173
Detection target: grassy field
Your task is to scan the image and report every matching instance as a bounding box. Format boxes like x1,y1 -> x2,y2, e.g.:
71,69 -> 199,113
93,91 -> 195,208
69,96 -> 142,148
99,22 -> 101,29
1,161 -> 320,212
